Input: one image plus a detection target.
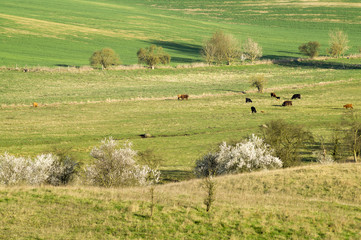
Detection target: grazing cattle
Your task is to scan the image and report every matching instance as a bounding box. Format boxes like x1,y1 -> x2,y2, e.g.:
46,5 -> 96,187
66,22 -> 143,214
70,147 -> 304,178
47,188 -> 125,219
177,94 -> 189,100
291,94 -> 301,99
276,97 -> 280,100
251,106 -> 257,113
271,92 -> 277,98
33,102 -> 38,108
282,101 -> 292,107
343,104 -> 353,109
245,98 -> 252,103
261,110 -> 265,113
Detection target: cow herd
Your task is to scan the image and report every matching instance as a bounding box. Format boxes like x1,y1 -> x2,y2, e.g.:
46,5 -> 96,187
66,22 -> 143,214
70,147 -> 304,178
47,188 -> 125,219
244,92 -> 354,114
245,92 -> 302,113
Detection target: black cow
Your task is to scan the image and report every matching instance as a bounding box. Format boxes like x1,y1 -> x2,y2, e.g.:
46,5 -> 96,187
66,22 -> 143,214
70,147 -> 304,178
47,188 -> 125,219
271,92 -> 277,98
246,98 -> 252,103
276,97 -> 280,100
291,94 -> 301,99
251,106 -> 257,113
282,101 -> 292,106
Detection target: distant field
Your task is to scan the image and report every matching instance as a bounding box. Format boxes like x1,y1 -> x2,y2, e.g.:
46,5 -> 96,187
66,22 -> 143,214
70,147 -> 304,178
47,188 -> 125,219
1,163 -> 360,239
1,59 -> 361,180
0,0 -> 361,66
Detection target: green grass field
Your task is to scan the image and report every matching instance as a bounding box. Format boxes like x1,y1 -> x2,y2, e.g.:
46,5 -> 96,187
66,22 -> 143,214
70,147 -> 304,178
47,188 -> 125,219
1,1 -> 361,238
1,59 -> 361,181
1,0 -> 361,66
1,163 -> 360,239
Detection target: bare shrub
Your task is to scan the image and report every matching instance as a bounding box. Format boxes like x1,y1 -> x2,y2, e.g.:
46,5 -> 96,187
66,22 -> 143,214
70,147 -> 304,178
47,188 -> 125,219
195,134 -> 282,177
202,176 -> 216,212
201,31 -> 241,65
250,74 -> 266,93
298,41 -> 320,59
327,29 -> 349,58
85,137 -> 160,187
243,38 -> 263,62
313,150 -> 334,164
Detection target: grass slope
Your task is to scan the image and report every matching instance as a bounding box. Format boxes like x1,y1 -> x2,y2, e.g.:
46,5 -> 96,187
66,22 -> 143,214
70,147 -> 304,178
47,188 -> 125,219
0,0 -> 361,66
1,163 -> 360,239
1,59 -> 361,180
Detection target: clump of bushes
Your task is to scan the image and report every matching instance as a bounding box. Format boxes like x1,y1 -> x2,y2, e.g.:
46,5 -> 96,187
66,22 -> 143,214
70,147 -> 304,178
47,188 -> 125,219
137,44 -> 171,69
195,134 -> 282,177
298,41 -> 320,59
85,137 -> 160,187
0,153 -> 77,186
260,120 -> 314,167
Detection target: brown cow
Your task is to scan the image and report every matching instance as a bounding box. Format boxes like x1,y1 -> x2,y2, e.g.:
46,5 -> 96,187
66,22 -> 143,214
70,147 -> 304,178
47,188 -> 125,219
282,101 -> 292,106
33,102 -> 38,107
178,94 -> 189,100
271,92 -> 277,98
343,104 -> 353,109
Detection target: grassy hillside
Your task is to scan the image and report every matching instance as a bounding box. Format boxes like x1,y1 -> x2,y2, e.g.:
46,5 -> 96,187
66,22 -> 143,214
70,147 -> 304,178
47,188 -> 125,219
1,163 -> 360,239
1,59 -> 361,180
0,0 -> 360,66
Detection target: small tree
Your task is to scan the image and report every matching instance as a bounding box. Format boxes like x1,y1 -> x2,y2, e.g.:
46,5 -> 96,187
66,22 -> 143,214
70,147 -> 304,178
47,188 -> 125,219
202,176 -> 216,212
137,45 -> 171,69
201,31 -> 241,65
342,111 -> 361,162
243,38 -> 263,62
327,29 -> 349,58
250,74 -> 266,93
89,48 -> 121,69
86,137 -> 160,187
195,135 -> 282,177
260,120 -> 314,167
298,41 -> 321,59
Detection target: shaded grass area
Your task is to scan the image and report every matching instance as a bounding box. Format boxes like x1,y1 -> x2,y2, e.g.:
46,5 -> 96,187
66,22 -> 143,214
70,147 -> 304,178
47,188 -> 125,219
0,163 -> 360,239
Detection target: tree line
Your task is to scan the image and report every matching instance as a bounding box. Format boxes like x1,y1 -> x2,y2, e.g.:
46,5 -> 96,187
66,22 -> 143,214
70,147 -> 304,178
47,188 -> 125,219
89,29 -> 353,69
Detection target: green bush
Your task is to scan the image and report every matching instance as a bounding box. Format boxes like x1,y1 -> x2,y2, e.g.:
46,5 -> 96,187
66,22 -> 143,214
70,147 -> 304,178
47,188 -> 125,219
260,120 -> 314,167
89,48 -> 121,69
298,41 -> 320,58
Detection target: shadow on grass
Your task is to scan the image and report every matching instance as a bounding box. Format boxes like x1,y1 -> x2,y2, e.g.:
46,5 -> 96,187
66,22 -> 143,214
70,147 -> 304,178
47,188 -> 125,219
274,59 -> 361,70
161,169 -> 195,183
55,64 -> 80,68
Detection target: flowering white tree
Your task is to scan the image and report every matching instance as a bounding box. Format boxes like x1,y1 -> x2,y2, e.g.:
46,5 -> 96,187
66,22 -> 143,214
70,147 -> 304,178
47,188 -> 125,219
195,134 -> 282,177
0,153 -> 76,186
243,38 -> 263,62
86,137 -> 160,187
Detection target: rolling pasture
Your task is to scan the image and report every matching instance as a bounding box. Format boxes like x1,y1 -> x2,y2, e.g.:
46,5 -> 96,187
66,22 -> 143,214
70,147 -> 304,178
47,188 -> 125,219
0,0 -> 361,66
1,59 -> 361,180
1,163 -> 360,239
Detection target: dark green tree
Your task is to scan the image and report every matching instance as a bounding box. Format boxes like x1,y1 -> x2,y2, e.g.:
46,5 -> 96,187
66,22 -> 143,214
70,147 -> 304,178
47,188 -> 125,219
298,41 -> 321,59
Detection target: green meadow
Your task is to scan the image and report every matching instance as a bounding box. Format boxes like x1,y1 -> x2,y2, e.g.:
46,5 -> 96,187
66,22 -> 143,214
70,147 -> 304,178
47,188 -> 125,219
1,0 -> 361,66
1,59 -> 361,180
1,1 -> 361,238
